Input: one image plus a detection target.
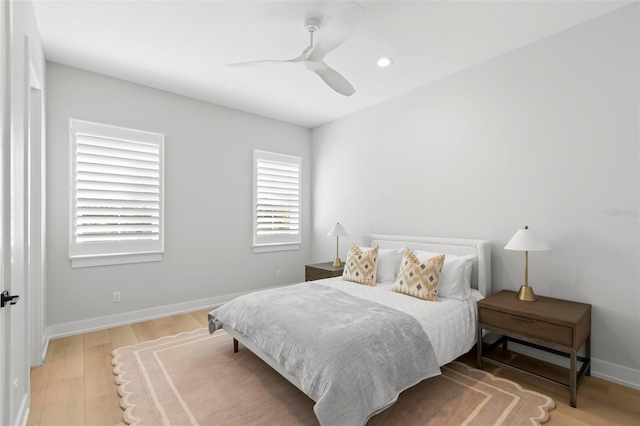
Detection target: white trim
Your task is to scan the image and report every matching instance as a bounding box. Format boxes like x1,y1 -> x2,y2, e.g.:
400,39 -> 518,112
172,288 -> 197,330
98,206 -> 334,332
28,58 -> 45,368
590,358 -> 640,391
252,243 -> 300,253
45,285 -> 288,339
71,252 -> 162,268
40,332 -> 49,366
16,394 -> 29,426
484,333 -> 640,391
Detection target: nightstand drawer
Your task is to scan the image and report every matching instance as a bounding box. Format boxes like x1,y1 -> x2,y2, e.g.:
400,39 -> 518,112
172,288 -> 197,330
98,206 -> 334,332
305,262 -> 344,281
306,267 -> 328,281
480,307 -> 573,347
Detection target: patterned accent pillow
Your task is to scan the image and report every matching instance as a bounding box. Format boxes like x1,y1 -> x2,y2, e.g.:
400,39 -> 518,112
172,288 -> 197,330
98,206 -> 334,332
342,244 -> 379,286
392,249 -> 445,301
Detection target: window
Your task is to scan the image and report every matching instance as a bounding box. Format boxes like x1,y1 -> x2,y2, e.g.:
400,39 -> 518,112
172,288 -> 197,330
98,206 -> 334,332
69,119 -> 164,267
253,150 -> 301,252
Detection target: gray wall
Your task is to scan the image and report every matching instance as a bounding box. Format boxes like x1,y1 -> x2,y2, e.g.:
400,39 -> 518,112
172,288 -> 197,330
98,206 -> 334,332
311,5 -> 639,386
46,63 -> 311,328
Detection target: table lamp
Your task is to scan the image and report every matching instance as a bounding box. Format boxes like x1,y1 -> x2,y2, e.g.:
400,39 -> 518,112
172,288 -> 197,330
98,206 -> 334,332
327,222 -> 348,267
504,225 -> 550,301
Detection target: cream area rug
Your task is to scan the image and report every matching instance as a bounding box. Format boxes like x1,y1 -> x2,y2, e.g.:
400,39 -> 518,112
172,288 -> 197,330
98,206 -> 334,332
112,328 -> 554,425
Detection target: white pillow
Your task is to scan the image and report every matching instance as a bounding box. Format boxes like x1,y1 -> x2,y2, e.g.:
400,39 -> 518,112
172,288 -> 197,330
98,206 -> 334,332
414,250 -> 474,300
360,247 -> 405,284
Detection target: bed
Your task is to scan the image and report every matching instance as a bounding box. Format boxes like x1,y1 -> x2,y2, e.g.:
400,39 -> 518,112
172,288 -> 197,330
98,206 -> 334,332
208,234 -> 491,426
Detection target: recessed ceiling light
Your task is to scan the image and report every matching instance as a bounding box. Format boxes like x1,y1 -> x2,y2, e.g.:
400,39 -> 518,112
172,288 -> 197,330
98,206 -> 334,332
377,57 -> 393,67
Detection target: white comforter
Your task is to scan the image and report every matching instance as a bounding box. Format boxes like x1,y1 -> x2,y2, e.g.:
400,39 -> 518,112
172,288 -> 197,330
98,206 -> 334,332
316,277 -> 483,366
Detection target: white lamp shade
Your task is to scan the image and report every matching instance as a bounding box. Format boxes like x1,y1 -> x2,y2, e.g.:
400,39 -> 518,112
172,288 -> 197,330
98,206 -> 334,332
327,222 -> 348,237
504,227 -> 550,251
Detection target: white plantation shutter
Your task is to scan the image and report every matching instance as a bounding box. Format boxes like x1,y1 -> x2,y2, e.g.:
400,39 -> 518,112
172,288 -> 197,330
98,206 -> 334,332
70,119 -> 164,267
253,150 -> 301,250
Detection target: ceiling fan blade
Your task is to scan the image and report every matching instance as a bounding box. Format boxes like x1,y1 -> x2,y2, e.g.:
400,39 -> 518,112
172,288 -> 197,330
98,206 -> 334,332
307,2 -> 364,62
305,61 -> 355,96
227,52 -> 307,67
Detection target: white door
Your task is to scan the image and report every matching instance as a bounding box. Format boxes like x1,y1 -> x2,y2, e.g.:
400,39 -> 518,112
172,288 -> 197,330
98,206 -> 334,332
0,0 -> 8,422
1,11 -> 38,424
7,27 -> 32,424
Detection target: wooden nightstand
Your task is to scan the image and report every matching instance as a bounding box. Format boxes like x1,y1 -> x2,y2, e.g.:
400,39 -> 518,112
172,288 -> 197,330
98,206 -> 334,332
477,290 -> 591,408
305,262 -> 344,281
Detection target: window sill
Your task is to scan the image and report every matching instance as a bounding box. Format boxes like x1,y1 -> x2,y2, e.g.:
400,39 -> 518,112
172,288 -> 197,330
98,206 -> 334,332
71,252 -> 163,268
253,243 -> 300,254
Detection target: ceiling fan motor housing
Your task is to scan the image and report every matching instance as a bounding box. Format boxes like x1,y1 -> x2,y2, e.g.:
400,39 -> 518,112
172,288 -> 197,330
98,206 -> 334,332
304,17 -> 320,34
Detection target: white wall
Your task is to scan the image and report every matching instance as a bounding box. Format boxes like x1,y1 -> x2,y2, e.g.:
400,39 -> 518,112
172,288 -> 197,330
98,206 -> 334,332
311,5 -> 639,388
46,63 -> 311,334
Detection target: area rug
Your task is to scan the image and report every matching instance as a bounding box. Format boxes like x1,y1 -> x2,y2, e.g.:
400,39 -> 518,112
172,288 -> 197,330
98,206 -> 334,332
112,328 -> 555,425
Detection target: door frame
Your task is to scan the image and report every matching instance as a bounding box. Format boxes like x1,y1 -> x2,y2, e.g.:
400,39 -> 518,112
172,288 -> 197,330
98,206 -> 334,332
28,52 -> 45,367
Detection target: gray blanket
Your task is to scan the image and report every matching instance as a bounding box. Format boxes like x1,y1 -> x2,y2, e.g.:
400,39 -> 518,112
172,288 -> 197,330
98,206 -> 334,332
208,283 -> 440,426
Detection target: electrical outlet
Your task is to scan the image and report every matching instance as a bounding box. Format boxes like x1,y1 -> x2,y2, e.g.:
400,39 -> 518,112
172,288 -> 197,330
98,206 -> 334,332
276,270 -> 282,279
113,292 -> 121,303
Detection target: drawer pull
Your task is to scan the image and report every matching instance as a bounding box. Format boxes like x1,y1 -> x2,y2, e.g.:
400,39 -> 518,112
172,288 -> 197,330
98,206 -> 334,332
511,316 -> 532,323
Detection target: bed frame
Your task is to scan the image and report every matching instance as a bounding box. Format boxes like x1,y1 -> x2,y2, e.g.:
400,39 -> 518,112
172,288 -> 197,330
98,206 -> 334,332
223,234 -> 492,394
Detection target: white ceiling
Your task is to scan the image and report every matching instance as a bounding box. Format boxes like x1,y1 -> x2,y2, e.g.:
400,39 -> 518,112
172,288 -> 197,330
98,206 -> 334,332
32,0 -> 632,128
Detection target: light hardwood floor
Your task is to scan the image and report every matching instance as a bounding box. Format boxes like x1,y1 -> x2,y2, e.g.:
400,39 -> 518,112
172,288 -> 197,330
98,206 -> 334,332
28,309 -> 640,426
28,309 -> 211,426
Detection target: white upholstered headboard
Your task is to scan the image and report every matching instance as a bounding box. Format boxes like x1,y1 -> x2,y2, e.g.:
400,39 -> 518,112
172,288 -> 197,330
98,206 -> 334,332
362,234 -> 492,296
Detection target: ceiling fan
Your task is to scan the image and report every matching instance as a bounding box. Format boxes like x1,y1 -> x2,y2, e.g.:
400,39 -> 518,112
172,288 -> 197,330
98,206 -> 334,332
227,2 -> 364,96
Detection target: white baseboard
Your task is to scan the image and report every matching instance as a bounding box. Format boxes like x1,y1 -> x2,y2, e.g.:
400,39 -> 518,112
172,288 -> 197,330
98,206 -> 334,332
16,395 -> 29,426
40,333 -> 49,365
46,288 -> 266,339
590,358 -> 640,391
484,333 -> 640,391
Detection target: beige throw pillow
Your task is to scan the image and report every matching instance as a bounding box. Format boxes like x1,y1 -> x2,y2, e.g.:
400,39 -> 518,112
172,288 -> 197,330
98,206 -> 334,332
392,249 -> 445,301
342,244 -> 378,286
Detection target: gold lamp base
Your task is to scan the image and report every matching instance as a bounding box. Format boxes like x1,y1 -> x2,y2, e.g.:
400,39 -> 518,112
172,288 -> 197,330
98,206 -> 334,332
517,285 -> 536,302
333,258 -> 342,267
